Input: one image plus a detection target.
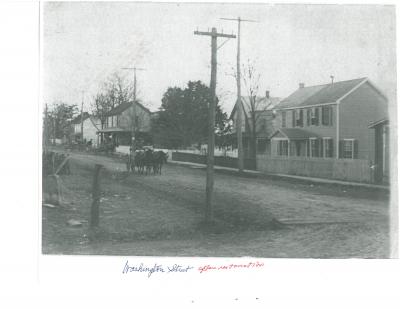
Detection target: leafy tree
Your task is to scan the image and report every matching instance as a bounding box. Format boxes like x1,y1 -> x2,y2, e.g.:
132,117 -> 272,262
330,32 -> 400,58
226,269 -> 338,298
152,81 -> 228,148
47,102 -> 78,142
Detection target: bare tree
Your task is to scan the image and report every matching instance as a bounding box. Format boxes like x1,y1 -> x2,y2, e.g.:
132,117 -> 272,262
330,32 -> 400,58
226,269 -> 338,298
241,59 -> 269,163
91,72 -> 134,129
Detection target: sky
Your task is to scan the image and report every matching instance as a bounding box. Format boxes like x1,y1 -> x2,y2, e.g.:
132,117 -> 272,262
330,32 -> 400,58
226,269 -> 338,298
42,2 -> 396,113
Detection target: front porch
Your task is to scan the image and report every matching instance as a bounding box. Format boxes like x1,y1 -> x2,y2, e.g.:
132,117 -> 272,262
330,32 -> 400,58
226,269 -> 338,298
97,127 -> 153,149
270,128 -> 334,159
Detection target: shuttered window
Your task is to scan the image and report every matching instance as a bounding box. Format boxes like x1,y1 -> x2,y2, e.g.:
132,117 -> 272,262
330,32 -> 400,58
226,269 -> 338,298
314,108 -> 319,125
307,109 -> 311,126
339,139 -> 358,159
311,107 -> 319,125
309,138 -> 320,157
278,140 -> 288,156
298,110 -> 304,127
322,106 -> 333,126
292,110 -> 296,127
323,138 -> 333,158
282,111 -> 286,128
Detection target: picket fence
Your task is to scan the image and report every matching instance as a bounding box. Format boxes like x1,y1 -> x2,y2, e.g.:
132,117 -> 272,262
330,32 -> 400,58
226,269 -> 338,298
256,155 -> 374,183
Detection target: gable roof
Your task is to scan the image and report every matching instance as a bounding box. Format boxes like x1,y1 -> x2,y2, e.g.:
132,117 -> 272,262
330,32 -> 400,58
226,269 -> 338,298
230,95 -> 280,119
106,101 -> 151,116
275,77 -> 368,110
270,128 -> 320,140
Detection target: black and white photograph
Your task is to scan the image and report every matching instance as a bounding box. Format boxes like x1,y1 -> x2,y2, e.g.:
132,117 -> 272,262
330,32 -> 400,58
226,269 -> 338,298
41,2 -> 397,259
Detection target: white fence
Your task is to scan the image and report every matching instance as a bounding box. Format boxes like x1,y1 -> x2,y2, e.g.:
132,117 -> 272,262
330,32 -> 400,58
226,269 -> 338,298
256,155 -> 375,183
173,148 -> 238,158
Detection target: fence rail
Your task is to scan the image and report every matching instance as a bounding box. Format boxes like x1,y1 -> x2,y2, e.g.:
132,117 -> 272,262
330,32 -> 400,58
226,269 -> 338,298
256,155 -> 374,183
172,152 -> 256,170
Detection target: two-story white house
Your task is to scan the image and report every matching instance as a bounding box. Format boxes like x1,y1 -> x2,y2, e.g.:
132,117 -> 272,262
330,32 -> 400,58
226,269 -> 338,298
270,77 -> 387,161
260,77 -> 389,183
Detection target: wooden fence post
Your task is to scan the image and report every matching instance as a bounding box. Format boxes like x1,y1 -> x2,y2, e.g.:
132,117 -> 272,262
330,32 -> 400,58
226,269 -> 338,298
90,164 -> 102,228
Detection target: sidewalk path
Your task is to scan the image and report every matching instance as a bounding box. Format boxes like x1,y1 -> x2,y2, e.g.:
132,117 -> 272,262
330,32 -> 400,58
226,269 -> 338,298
168,159 -> 389,190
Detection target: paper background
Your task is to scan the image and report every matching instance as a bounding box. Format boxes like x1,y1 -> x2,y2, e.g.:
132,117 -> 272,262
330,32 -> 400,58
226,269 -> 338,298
0,1 -> 399,308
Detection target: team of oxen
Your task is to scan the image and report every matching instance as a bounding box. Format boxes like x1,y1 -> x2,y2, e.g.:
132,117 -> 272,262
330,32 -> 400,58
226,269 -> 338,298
126,149 -> 168,175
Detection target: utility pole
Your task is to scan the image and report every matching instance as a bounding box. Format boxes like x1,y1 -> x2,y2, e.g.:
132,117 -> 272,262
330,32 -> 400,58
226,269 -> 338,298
44,103 -> 48,147
122,67 -> 145,152
194,27 -> 236,222
80,91 -> 84,143
221,17 -> 257,172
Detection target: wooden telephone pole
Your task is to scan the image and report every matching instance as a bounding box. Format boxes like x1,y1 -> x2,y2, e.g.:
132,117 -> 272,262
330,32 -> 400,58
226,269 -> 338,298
80,91 -> 84,143
194,27 -> 236,222
221,17 -> 257,172
122,67 -> 145,152
44,103 -> 48,147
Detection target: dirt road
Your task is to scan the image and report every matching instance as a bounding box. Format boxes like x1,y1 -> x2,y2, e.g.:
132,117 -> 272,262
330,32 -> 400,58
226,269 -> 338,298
42,151 -> 391,258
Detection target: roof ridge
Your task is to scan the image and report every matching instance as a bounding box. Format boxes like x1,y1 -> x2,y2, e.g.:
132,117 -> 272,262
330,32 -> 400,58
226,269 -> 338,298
301,77 -> 367,89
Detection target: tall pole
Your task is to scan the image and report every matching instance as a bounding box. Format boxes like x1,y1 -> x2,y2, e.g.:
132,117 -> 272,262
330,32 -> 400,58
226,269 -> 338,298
194,27 -> 236,223
44,103 -> 48,147
206,28 -> 217,221
133,68 -> 137,138
221,17 -> 257,172
236,18 -> 244,172
122,67 -> 145,152
80,91 -> 84,142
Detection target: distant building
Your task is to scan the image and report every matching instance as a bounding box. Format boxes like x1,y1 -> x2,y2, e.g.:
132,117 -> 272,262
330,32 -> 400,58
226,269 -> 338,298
229,90 -> 280,157
97,101 -> 152,147
71,112 -> 101,146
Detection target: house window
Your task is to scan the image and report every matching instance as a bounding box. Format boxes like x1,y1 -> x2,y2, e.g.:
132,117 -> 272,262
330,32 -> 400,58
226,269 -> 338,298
292,110 -> 296,127
311,107 -> 319,126
309,138 -> 320,157
307,109 -> 312,126
296,109 -> 304,127
277,140 -> 288,156
322,106 -> 333,126
323,138 -> 333,158
282,111 -> 286,128
343,140 -> 354,159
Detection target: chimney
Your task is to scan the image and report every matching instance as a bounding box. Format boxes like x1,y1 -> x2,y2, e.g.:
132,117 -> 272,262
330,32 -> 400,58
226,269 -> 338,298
299,83 -> 305,89
265,90 -> 270,99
